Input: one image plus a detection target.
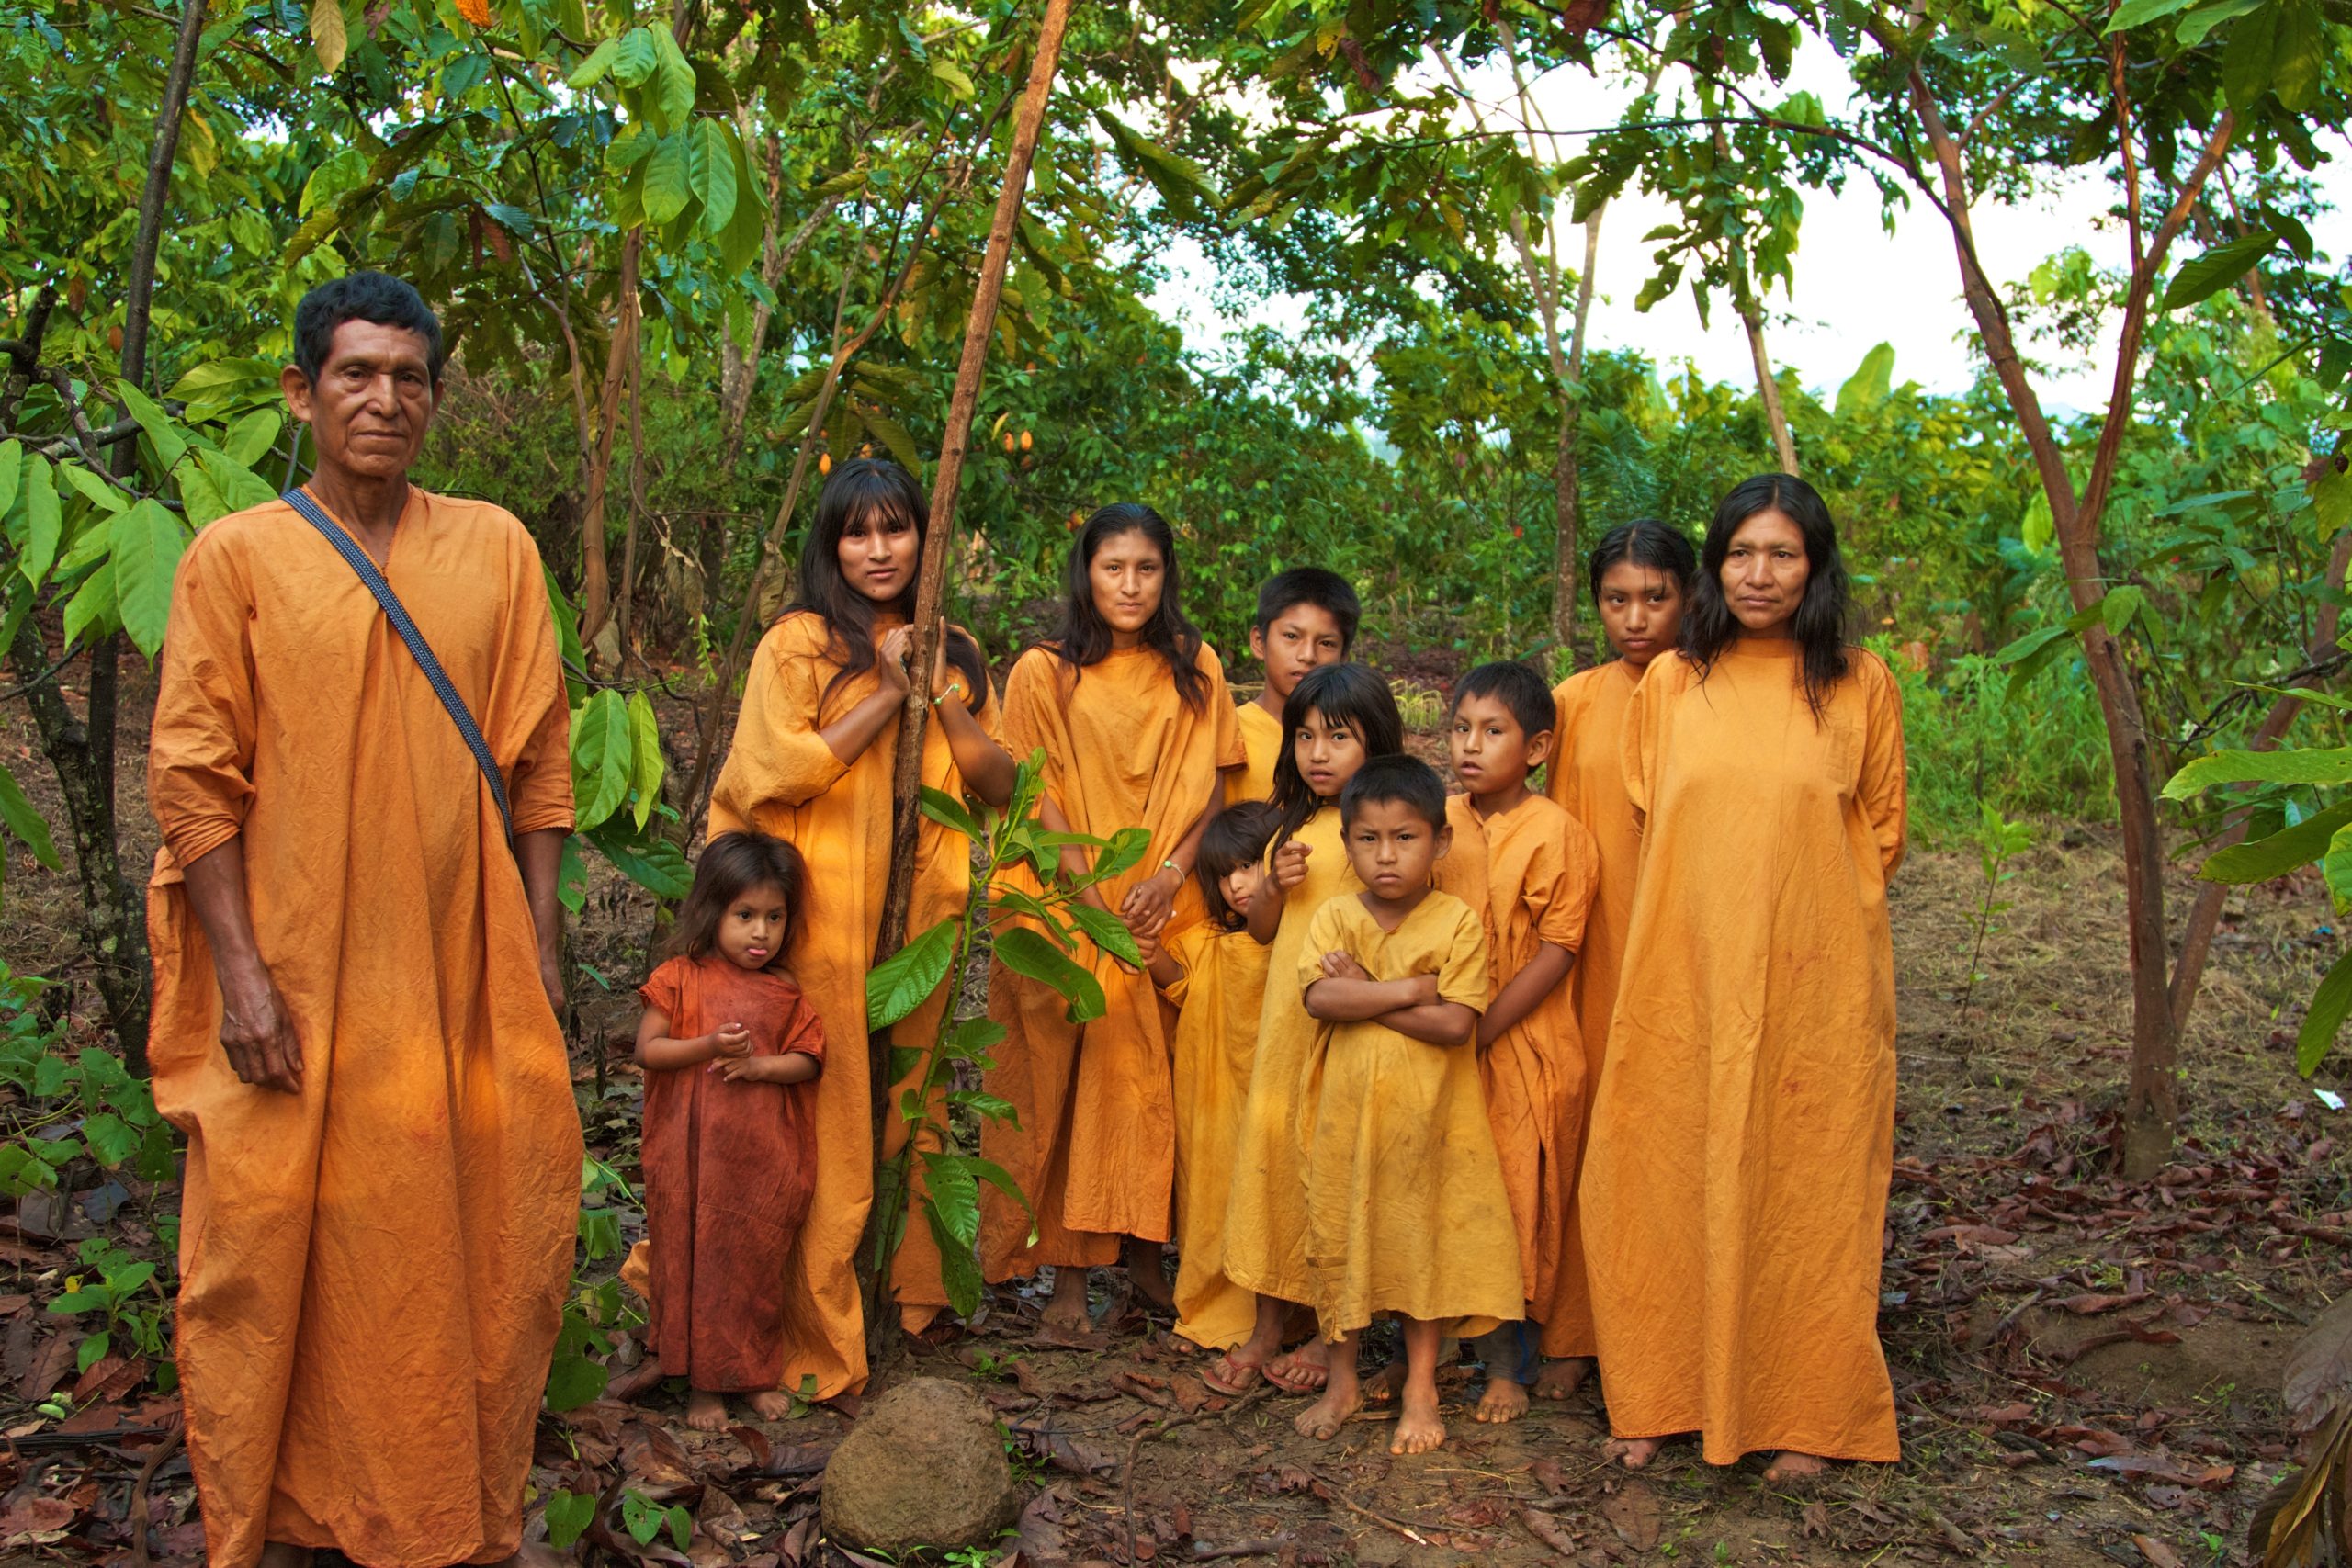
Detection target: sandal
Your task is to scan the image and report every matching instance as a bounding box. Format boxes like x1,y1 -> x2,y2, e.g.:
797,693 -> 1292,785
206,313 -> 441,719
1201,1351 -> 1265,1395
1263,1348 -> 1329,1393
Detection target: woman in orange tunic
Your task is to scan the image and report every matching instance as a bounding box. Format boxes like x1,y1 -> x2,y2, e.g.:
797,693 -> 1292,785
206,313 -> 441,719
1544,520 -> 1694,1396
708,459 -> 1014,1399
978,504 -> 1243,1331
1582,476 -> 1906,1479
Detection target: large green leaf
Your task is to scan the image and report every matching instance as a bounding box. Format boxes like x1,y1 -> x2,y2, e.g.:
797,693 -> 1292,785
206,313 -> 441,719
585,819 -> 692,898
1066,901 -> 1144,966
2297,943 -> 2352,1076
19,457 -> 59,587
688,119 -> 737,236
2103,0 -> 2199,29
309,0 -> 346,73
625,690 -> 664,829
609,26 -> 658,85
110,501 -> 187,658
113,380 -> 187,472
570,690 -> 632,830
866,919 -> 956,1030
543,1350 -> 608,1412
996,926 -> 1106,1022
0,763 -> 61,872
1834,342 -> 1895,419
2200,798 -> 2352,884
649,24 -> 695,133
0,440 -> 19,520
2324,821 -> 2352,914
61,561 -> 117,649
640,132 -> 692,226
1093,109 -> 1221,223
2164,231 -> 2281,310
2165,747 -> 2352,800
198,450 -> 277,515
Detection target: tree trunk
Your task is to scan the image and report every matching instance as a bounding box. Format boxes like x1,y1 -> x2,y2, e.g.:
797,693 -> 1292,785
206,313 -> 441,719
576,227 -> 643,651
858,0 -> 1075,1363
616,296 -> 646,662
1740,300 -> 1798,474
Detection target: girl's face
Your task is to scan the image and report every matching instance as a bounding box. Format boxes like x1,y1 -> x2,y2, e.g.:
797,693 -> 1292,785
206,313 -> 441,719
1219,861 -> 1263,919
1598,560 -> 1686,669
1720,508 -> 1810,638
838,506 -> 919,605
1088,528 -> 1165,645
717,881 -> 790,970
1295,706 -> 1370,804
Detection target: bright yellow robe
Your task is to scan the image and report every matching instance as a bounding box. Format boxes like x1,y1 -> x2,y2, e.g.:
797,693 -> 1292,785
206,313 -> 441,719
1433,793 -> 1597,1352
145,489 -> 580,1568
1583,644 -> 1906,1463
1161,922 -> 1270,1350
1223,699 -> 1283,806
1295,891 -> 1521,1337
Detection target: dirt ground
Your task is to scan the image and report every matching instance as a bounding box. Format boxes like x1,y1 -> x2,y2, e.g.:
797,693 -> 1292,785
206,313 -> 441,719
0,659 -> 2346,1566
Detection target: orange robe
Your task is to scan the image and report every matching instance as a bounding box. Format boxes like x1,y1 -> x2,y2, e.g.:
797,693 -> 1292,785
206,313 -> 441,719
145,489 -> 581,1568
637,955 -> 824,1392
1583,645 -> 1906,1463
978,644 -> 1243,1277
1223,699 -> 1283,805
708,612 -> 1001,1396
1545,659 -> 1643,1356
1434,793 -> 1597,1352
1160,922 -> 1269,1349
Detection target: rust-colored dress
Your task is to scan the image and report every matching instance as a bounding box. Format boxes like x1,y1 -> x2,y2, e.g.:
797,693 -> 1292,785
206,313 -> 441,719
1582,644 -> 1906,1463
146,489 -> 580,1568
637,955 -> 824,1391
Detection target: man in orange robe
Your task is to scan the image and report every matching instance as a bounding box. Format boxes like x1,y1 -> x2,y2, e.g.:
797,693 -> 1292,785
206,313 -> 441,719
146,273 -> 581,1568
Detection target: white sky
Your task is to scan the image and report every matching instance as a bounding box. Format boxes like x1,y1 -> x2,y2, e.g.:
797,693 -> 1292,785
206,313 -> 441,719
1143,39 -> 2352,415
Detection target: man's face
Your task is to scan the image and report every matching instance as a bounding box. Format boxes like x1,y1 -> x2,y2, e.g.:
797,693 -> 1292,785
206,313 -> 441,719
281,319 -> 439,481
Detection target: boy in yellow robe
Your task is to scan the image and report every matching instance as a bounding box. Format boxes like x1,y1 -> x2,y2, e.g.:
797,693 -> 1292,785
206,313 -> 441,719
1292,756 -> 1522,1456
1227,569 -> 1360,804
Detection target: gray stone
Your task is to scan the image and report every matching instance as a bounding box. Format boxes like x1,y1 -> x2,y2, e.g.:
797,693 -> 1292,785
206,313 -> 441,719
820,1376 -> 1023,1555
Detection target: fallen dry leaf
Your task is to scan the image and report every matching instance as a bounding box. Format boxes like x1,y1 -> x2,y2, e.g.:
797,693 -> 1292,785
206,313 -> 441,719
1531,1456 -> 1567,1495
0,1496 -> 77,1543
1801,1502 -> 1830,1540
1600,1483 -> 1660,1551
2055,1292 -> 2151,1314
1519,1506 -> 1578,1556
2132,1533 -> 2185,1568
19,1335 -> 73,1402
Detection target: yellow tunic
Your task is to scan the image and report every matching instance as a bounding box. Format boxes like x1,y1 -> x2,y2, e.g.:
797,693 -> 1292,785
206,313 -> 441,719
708,611 -> 1001,1396
1221,806 -> 1360,1304
1545,659 -> 1644,1356
1295,892 -> 1521,1337
1433,793 -> 1598,1352
146,489 -> 580,1568
1223,699 -> 1284,806
978,644 -> 1243,1276
1161,922 -> 1272,1350
1584,644 -> 1906,1463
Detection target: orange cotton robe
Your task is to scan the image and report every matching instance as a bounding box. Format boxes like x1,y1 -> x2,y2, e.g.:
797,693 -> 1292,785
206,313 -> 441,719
1582,645 -> 1907,1464
1434,794 -> 1597,1353
1295,891 -> 1521,1337
708,612 -> 1001,1396
638,956 -> 824,1392
1222,806 -> 1360,1305
1223,699 -> 1283,806
144,489 -> 581,1568
1162,923 -> 1271,1350
978,644 -> 1243,1277
1546,659 -> 1644,1357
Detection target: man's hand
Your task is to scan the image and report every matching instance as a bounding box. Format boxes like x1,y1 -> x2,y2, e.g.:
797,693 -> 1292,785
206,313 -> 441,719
219,961 -> 303,1094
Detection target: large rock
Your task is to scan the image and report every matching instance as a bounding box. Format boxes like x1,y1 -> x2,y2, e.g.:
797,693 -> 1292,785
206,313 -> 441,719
821,1377 -> 1023,1555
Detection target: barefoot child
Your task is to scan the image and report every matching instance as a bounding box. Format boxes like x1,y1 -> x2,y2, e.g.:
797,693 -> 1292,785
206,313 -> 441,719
1229,570 -> 1361,804
1142,803 -> 1279,1362
1221,664 -> 1404,1393
635,832 -> 826,1431
1438,661 -> 1600,1424
1292,756 -> 1522,1456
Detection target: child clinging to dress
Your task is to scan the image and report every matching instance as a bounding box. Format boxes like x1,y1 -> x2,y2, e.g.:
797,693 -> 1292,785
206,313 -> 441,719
635,830 -> 825,1430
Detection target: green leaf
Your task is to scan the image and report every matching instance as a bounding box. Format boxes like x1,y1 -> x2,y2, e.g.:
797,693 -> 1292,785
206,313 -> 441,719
58,461 -> 127,514
82,1112 -> 140,1168
625,690 -> 664,829
687,119 -> 737,236
1834,343 -> 1894,419
2200,798 -> 2352,884
2099,584 -> 2144,638
1091,826 -> 1151,886
928,57 -> 975,97
867,920 -> 956,1030
1092,108 -> 1222,223
2021,490 -> 2053,556
1066,901 -> 1144,966
2165,747 -> 2352,799
221,410 -> 281,469
941,1015 -> 1006,1065
567,36 -> 620,88
62,561 -> 118,649
649,24 -> 695,133
75,1330 -> 110,1374
20,458 -> 59,586
585,819 -> 693,898
570,690 -> 632,831
2103,0 -> 2199,29
0,764 -> 62,872
2164,231 -> 2281,310
2221,1 -> 2276,110
996,926 -> 1106,1022
113,381 -> 187,472
640,133 -> 692,226
2270,0 -> 2321,109
543,1350 -> 608,1412
925,1198 -> 986,1318
198,449 -> 277,515
862,409 -> 923,475
558,833 -> 589,914
544,1491 -> 597,1551
110,501 -> 188,658
610,26 -> 658,85
2296,939 -> 2352,1073
946,1089 -> 1019,1122
310,0 -> 346,73
0,440 -> 19,520
665,1505 -> 691,1553
2324,822 -> 2352,915
2176,0 -> 2265,44
918,784 -> 982,841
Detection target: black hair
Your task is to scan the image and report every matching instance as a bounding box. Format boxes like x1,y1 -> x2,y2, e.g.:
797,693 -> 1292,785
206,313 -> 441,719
1682,474 -> 1852,717
789,457 -> 987,707
1340,754 -> 1448,833
662,831 -> 807,970
1253,568 -> 1363,651
293,271 -> 447,387
1197,802 -> 1278,932
1450,660 -> 1555,745
1046,503 -> 1209,712
1268,663 -> 1405,851
1588,518 -> 1698,603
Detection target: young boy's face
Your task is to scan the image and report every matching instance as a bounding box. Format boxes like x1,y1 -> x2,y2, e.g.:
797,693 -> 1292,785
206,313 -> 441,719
1345,798 -> 1448,902
1250,603 -> 1348,702
1449,692 -> 1552,799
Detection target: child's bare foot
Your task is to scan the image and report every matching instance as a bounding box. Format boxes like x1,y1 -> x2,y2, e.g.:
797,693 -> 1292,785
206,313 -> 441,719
1763,1450 -> 1830,1483
1392,1382 -> 1446,1454
684,1389 -> 729,1431
1122,1237 -> 1177,1312
1264,1339 -> 1329,1393
1359,1359 -> 1408,1406
1604,1435 -> 1668,1469
1474,1376 -> 1529,1423
744,1389 -> 797,1419
1293,1382 -> 1365,1439
1040,1268 -> 1092,1333
1532,1356 -> 1593,1400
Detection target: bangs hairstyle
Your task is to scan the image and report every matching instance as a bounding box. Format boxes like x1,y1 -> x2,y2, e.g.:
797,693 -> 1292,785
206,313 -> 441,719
1047,503 -> 1209,711
789,457 -> 987,706
662,831 -> 807,970
1197,802 -> 1278,931
1254,567 -> 1363,650
1269,662 -> 1404,851
1449,660 -> 1555,743
1683,473 -> 1852,717
1588,518 -> 1698,602
293,270 -> 446,387
1340,754 -> 1447,832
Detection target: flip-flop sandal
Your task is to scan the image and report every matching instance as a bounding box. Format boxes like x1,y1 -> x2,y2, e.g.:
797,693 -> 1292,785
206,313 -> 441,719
1200,1352 -> 1265,1395
1262,1354 -> 1329,1393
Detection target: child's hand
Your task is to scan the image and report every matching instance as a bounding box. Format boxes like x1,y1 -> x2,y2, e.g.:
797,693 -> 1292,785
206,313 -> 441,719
1135,927 -> 1164,968
712,1023 -> 753,1058
1319,950 -> 1371,981
1271,839 -> 1311,893
1119,867 -> 1181,937
1411,973 -> 1442,1006
714,1054 -> 775,1083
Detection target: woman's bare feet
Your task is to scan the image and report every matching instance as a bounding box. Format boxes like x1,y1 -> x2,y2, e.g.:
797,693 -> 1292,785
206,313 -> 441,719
1264,1338 -> 1330,1393
684,1389 -> 729,1431
1294,1333 -> 1363,1439
1293,1379 -> 1363,1438
1040,1268 -> 1092,1333
1392,1381 -> 1446,1454
1359,1359 -> 1408,1405
744,1389 -> 797,1419
1474,1376 -> 1529,1424
1604,1435 -> 1668,1469
1532,1357 -> 1593,1400
1763,1450 -> 1829,1483
1123,1236 -> 1177,1313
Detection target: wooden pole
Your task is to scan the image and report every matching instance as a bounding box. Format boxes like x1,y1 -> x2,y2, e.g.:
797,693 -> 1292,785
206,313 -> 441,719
860,0 -> 1076,1359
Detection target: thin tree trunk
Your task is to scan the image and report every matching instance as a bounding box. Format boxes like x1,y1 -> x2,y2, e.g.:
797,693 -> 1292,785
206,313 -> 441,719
577,228 -> 642,651
1741,300 -> 1798,474
860,0 -> 1075,1363
616,291 -> 646,662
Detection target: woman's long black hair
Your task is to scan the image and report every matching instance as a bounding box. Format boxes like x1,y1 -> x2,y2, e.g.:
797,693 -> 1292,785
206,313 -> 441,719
1681,473 -> 1851,716
1046,503 -> 1209,712
789,457 -> 986,705
661,830 -> 806,969
1267,663 -> 1405,852
1588,517 -> 1698,602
